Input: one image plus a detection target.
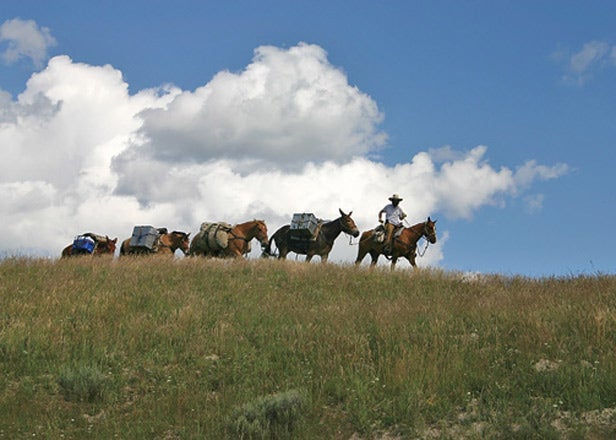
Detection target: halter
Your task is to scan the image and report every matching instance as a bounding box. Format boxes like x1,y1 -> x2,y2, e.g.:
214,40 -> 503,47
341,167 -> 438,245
160,232 -> 190,255
338,216 -> 360,243
228,222 -> 268,255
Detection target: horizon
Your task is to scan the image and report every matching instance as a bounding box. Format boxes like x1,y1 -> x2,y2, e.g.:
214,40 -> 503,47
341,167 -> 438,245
1,1 -> 615,277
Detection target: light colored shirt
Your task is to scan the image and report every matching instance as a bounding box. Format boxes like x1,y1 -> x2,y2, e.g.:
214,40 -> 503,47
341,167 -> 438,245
380,204 -> 406,226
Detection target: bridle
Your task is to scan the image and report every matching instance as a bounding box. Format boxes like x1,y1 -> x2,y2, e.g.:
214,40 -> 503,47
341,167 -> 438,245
339,216 -> 360,243
416,222 -> 436,257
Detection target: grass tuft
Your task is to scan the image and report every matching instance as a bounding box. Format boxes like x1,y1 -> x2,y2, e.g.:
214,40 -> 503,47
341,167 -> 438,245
57,364 -> 109,403
229,389 -> 306,439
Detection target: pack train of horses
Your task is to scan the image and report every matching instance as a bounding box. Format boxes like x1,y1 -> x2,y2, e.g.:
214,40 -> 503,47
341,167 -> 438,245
61,209 -> 437,269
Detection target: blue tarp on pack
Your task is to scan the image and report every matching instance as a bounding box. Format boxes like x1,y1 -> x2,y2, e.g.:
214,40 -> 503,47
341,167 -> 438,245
72,235 -> 96,254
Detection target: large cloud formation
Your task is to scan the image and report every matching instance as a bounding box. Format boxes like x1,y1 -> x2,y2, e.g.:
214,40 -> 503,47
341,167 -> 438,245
0,42 -> 568,265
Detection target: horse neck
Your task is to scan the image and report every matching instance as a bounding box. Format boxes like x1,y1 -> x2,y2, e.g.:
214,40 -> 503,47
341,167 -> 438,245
159,233 -> 177,251
234,221 -> 253,239
405,222 -> 426,245
95,245 -> 111,254
321,218 -> 342,242
235,221 -> 262,240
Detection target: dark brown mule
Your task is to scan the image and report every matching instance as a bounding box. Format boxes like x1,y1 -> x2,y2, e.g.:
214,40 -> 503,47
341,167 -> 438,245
120,230 -> 191,256
61,234 -> 118,258
190,220 -> 269,258
265,209 -> 360,262
355,217 -> 437,269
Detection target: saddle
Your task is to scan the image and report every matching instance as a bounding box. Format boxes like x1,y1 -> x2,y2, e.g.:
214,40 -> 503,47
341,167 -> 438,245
373,224 -> 403,243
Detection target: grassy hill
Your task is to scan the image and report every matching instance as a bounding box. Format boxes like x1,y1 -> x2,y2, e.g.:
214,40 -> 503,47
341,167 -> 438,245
1,257 -> 615,439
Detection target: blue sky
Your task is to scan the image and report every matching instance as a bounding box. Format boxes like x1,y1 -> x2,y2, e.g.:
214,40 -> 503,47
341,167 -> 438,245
1,1 -> 614,276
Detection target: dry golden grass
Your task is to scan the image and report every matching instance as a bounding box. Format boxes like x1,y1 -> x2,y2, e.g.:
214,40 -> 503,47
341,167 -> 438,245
1,257 -> 615,438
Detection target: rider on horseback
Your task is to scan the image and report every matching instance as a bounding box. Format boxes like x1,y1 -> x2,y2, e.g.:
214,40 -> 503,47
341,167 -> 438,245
378,193 -> 407,254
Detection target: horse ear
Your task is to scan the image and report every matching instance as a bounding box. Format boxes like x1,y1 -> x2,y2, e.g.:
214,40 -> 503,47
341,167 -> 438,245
339,208 -> 350,216
427,216 -> 431,222
112,238 -> 118,243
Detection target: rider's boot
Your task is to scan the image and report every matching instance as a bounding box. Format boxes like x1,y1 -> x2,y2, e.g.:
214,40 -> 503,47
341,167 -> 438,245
384,223 -> 394,255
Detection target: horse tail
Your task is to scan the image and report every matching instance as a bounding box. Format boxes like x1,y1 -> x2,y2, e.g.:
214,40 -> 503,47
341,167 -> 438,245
61,245 -> 71,258
119,239 -> 130,256
262,227 -> 282,257
262,230 -> 276,257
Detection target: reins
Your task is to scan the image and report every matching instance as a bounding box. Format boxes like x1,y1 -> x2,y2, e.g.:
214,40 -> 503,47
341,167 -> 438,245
416,240 -> 430,257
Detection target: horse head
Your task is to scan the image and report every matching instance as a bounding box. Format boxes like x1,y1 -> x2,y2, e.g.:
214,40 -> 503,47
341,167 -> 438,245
170,231 -> 191,255
102,236 -> 118,254
252,220 -> 269,249
423,217 -> 437,244
339,208 -> 360,238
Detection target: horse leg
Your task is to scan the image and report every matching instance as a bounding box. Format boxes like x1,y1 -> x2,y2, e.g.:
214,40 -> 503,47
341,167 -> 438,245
224,242 -> 242,258
390,257 -> 398,271
367,251 -> 377,266
355,244 -> 368,265
405,251 -> 417,268
277,246 -> 288,260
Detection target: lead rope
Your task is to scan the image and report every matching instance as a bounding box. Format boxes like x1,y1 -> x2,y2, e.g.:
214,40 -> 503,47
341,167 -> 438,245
416,240 -> 430,257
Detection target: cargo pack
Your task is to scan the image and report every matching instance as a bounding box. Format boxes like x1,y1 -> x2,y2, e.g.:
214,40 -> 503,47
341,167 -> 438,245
290,213 -> 319,240
129,225 -> 160,250
72,235 -> 96,255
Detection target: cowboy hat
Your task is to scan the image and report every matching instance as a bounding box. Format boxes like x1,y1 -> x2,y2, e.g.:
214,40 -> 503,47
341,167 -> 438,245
389,194 -> 403,201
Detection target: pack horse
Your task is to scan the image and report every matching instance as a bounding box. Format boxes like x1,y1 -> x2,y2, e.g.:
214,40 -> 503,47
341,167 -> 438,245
120,226 -> 190,256
265,209 -> 360,262
61,233 -> 118,258
189,219 -> 269,258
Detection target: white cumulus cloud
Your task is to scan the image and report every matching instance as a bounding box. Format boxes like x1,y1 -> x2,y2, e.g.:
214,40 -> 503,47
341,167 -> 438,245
0,18 -> 57,67
128,43 -> 387,169
0,43 -> 568,267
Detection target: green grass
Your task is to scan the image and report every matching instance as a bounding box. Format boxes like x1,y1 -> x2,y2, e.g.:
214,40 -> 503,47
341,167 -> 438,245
0,257 -> 615,438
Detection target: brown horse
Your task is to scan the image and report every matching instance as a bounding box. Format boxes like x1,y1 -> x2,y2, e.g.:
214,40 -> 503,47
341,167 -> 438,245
61,234 -> 118,258
355,217 -> 437,269
120,230 -> 191,256
265,209 -> 360,262
190,220 -> 269,258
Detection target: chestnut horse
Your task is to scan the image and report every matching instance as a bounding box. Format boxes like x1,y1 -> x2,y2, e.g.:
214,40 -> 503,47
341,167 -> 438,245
265,209 -> 360,262
61,234 -> 118,258
190,220 -> 269,258
120,230 -> 191,256
355,217 -> 437,269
